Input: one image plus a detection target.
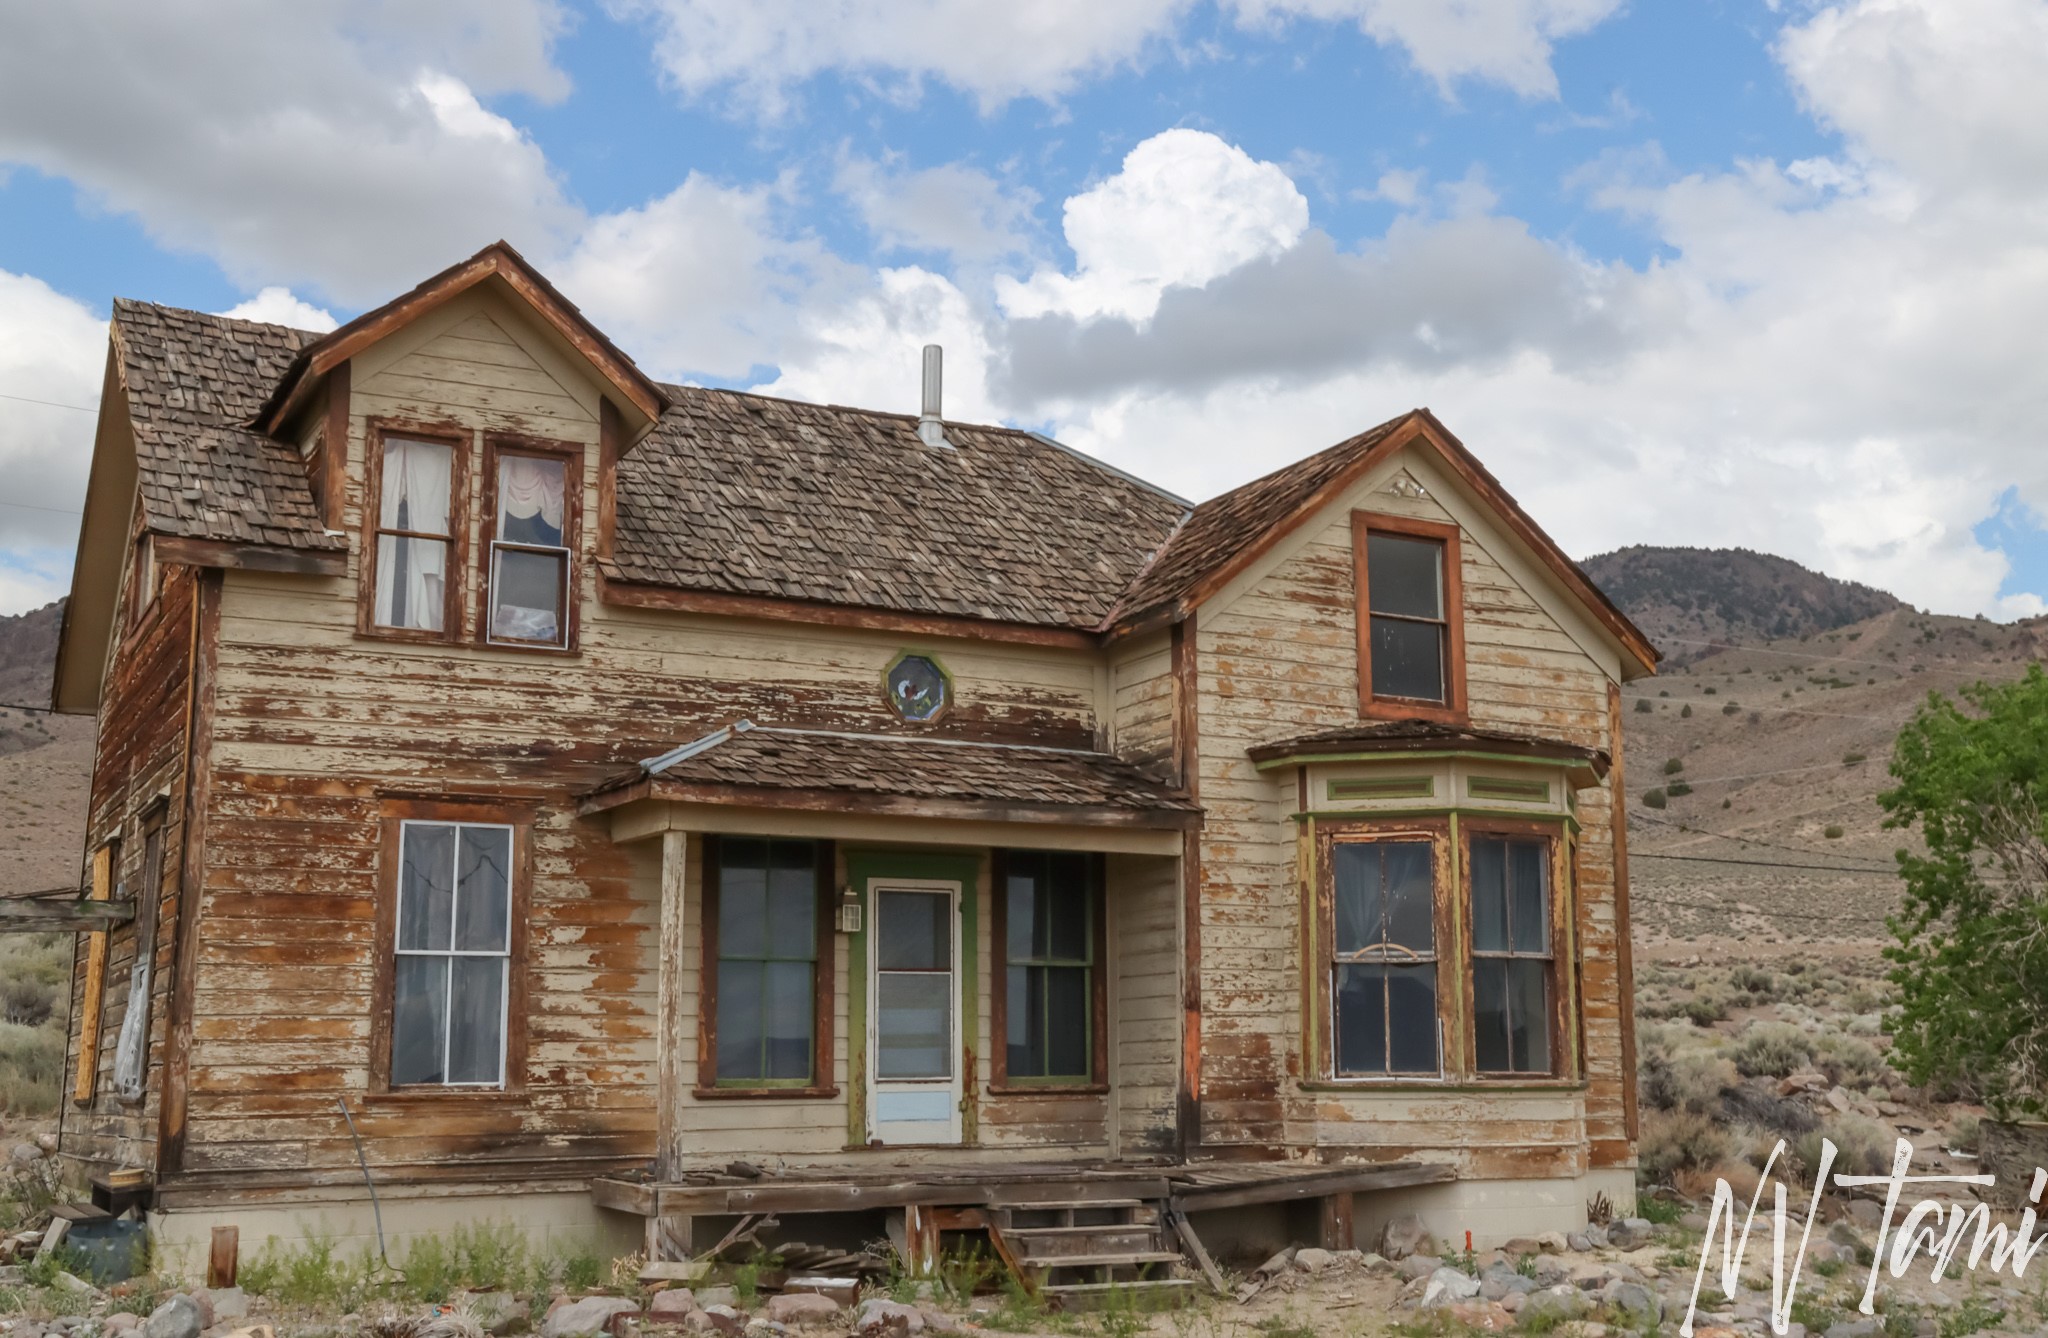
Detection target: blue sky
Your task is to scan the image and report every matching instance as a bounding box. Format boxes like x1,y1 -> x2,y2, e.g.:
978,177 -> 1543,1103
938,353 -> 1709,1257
1,0 -> 2046,619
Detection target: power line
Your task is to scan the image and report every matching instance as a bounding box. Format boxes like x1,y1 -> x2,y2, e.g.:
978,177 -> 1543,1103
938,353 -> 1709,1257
1624,694 -> 1897,724
0,499 -> 83,517
1633,759 -> 1860,787
0,702 -> 61,716
1632,851 -> 1893,874
0,391 -> 98,414
1633,891 -> 1892,925
1631,811 -> 1898,869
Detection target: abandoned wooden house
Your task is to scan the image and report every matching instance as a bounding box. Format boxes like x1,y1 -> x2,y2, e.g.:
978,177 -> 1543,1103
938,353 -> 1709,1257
48,241 -> 1658,1286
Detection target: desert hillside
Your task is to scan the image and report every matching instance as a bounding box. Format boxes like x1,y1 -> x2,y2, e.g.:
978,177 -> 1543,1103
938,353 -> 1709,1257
0,600 -> 92,896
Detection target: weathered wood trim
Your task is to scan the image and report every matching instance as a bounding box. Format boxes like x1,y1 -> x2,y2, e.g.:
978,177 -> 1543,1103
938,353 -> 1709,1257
1353,510 -> 1468,727
587,780 -> 1200,832
0,900 -> 136,932
597,398 -> 622,561
149,536 -> 345,577
1608,681 -> 1639,1143
988,851 -> 1110,1091
1172,614 -> 1202,1155
157,569 -> 219,1174
367,796 -> 536,1096
73,844 -> 114,1104
478,432 -> 583,653
656,829 -> 687,1178
597,572 -> 1100,650
696,836 -> 837,1096
1168,1161 -> 1455,1213
322,361 -> 351,529
357,418 -> 472,645
1313,819 -> 1453,1082
1456,817 -> 1572,1081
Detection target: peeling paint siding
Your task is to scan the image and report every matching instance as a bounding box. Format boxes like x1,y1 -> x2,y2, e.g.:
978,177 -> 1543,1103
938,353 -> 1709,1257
1108,852 -> 1180,1156
1192,460 -> 1626,1175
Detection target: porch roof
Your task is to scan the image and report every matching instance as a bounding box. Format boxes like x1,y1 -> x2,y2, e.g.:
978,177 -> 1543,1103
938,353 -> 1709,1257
579,721 -> 1202,830
1248,720 -> 1610,779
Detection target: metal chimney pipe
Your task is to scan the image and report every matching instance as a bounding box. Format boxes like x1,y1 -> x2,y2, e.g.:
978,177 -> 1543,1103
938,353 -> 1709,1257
917,344 -> 951,448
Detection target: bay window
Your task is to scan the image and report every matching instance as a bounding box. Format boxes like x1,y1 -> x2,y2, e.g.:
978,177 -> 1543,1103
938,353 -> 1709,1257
1469,833 -> 1556,1075
1328,837 -> 1440,1077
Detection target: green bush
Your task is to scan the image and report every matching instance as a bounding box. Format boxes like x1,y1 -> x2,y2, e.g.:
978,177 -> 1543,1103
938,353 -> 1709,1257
1813,1033 -> 1885,1087
1729,964 -> 1778,998
1635,698 -> 1652,714
1844,752 -> 1867,766
1733,1022 -> 1814,1078
1796,1113 -> 1893,1179
1722,702 -> 1741,715
1667,781 -> 1693,797
1664,758 -> 1684,775
1946,1111 -> 1982,1155
1639,1108 -> 1732,1185
1824,825 -> 1845,839
1681,704 -> 1693,718
0,1021 -> 65,1115
1642,788 -> 1667,809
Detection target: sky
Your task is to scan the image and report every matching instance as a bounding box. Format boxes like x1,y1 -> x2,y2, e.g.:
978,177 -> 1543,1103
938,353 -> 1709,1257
2,0 -> 2047,619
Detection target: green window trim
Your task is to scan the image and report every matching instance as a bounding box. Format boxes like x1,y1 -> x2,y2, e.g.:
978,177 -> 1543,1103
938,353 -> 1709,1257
1328,775 -> 1435,801
1467,776 -> 1551,803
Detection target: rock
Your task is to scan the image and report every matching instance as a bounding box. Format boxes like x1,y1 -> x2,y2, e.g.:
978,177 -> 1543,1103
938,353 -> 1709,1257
1382,1213 -> 1433,1261
1678,1213 -> 1710,1233
1825,1087 -> 1854,1114
1779,1073 -> 1829,1096
32,1133 -> 55,1154
1443,1301 -> 1515,1331
1292,1248 -> 1335,1273
1583,1224 -> 1609,1250
1600,1279 -> 1662,1325
1422,1267 -> 1482,1307
647,1291 -> 698,1325
740,1323 -> 787,1338
1254,1248 -> 1296,1278
1501,1291 -> 1525,1314
1399,1254 -> 1444,1280
8,1143 -> 42,1168
1567,1234 -> 1591,1253
105,1315 -> 142,1336
1825,1320 -> 1883,1338
1826,1221 -> 1864,1251
1847,1200 -> 1884,1229
185,1292 -> 217,1329
1517,1285 -> 1588,1328
693,1289 -> 739,1311
912,1309 -> 959,1335
144,1298 -> 204,1338
466,1293 -> 525,1336
1501,1237 -> 1542,1259
540,1298 -> 640,1338
1535,1232 -> 1569,1255
782,1278 -> 858,1307
48,1272 -> 95,1299
1606,1218 -> 1657,1250
1530,1257 -> 1571,1287
762,1296 -> 841,1327
852,1300 -> 924,1337
695,1308 -> 742,1337
204,1289 -> 248,1322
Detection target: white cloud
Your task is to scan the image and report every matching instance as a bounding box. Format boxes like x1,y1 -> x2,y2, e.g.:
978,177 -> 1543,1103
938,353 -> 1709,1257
218,289 -> 338,332
997,129 -> 1309,324
835,156 -> 1040,261
0,272 -> 106,612
615,0 -> 1622,115
0,1 -> 580,306
1232,0 -> 1626,99
753,267 -> 1000,423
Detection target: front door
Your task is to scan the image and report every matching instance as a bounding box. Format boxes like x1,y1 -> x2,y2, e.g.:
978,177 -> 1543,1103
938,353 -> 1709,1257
868,878 -> 963,1145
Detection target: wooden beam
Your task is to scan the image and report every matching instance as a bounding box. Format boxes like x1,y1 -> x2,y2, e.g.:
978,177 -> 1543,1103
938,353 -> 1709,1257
0,899 -> 136,932
207,1226 -> 239,1289
1169,1162 -> 1455,1214
72,846 -> 113,1104
150,535 -> 346,577
655,830 -> 688,1181
1166,1206 -> 1229,1297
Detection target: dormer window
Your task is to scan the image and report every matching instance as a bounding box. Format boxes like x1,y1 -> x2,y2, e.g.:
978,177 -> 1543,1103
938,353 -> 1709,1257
1353,512 -> 1466,724
484,442 -> 577,649
372,434 -> 460,636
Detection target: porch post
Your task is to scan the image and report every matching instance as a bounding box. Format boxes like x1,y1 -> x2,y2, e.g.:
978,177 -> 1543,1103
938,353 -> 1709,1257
657,827 -> 688,1178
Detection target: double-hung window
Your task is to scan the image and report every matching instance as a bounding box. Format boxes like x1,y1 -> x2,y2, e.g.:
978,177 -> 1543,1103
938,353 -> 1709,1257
1329,838 -> 1440,1077
391,821 -> 513,1087
707,838 -> 829,1087
995,851 -> 1100,1086
373,436 -> 457,634
1354,513 -> 1465,721
486,447 -> 573,647
1469,835 -> 1555,1075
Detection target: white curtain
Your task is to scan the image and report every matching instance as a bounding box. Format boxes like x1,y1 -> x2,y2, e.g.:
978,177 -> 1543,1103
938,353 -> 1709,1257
499,456 -> 565,543
376,439 -> 453,630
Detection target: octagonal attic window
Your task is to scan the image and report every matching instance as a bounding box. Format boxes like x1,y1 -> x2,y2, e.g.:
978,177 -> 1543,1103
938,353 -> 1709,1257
886,654 -> 951,722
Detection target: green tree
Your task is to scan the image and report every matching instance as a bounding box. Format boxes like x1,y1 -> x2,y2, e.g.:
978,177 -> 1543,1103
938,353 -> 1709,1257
1880,665 -> 2048,1118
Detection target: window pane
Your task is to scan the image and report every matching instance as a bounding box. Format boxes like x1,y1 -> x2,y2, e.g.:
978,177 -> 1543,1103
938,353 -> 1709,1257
392,955 -> 448,1085
1045,856 -> 1091,960
398,824 -> 455,951
718,852 -> 768,960
763,959 -> 815,1080
491,547 -> 564,643
717,961 -> 764,1081
498,455 -> 565,547
1473,958 -> 1510,1073
1334,963 -> 1386,1076
1387,963 -> 1439,1073
1370,616 -> 1445,702
448,957 -> 505,1084
1470,839 -> 1509,953
1509,842 -> 1549,953
1005,871 -> 1038,963
877,973 -> 951,1078
1332,845 -> 1381,954
877,891 -> 949,970
1510,959 -> 1551,1073
1045,966 -> 1089,1077
375,535 -> 448,632
1366,533 -> 1443,619
1006,969 -> 1034,1076
454,827 -> 511,952
382,439 -> 452,536
1383,842 -> 1434,951
766,862 -> 816,960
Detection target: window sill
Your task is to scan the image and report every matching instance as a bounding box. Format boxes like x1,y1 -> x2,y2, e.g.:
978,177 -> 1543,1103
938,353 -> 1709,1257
1301,1077 -> 1586,1094
356,625 -> 463,648
691,1085 -> 840,1101
480,636 -> 581,657
1361,698 -> 1468,728
362,1086 -> 528,1106
986,1083 -> 1108,1097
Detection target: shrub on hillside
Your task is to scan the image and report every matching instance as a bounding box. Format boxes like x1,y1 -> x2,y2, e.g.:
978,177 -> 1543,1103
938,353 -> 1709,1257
1664,758 -> 1684,775
1728,964 -> 1779,998
0,1020 -> 64,1114
1812,1033 -> 1885,1088
1642,788 -> 1667,809
1639,1108 -> 1733,1186
1733,1021 -> 1815,1078
1796,1113 -> 1893,1179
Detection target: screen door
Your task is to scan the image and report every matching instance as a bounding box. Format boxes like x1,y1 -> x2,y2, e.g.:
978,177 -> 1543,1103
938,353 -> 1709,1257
868,880 -> 962,1145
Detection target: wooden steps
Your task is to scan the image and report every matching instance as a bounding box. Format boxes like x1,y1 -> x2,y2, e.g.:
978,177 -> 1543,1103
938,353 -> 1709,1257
992,1196 -> 1191,1309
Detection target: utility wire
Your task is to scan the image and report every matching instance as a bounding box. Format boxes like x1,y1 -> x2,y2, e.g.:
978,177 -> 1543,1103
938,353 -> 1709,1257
1631,851 -> 1892,874
0,392 -> 98,413
1633,891 -> 1892,925
0,702 -> 62,716
1630,811 -> 1898,869
0,499 -> 84,517
1659,634 -> 2022,675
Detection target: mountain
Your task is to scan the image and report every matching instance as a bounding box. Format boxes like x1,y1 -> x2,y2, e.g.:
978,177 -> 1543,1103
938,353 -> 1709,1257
0,601 -> 92,894
1581,546 -> 1906,664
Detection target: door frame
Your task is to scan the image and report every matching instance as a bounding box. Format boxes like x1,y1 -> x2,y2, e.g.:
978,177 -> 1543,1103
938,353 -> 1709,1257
843,849 -> 982,1148
865,876 -> 964,1146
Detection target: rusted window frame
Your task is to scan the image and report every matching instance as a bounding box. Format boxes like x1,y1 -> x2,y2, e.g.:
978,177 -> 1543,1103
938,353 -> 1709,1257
1459,817 -> 1570,1081
1352,511 -> 1468,726
368,797 -> 533,1099
989,850 -> 1109,1093
696,835 -> 838,1100
479,433 -> 582,654
358,419 -> 471,645
1315,821 -> 1454,1083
